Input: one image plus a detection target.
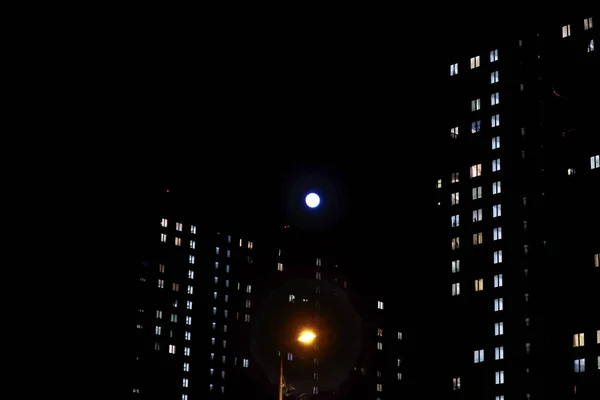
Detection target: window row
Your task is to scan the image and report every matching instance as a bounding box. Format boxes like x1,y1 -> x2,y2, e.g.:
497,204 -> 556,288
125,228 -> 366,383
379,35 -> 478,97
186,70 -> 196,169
449,50 -> 499,76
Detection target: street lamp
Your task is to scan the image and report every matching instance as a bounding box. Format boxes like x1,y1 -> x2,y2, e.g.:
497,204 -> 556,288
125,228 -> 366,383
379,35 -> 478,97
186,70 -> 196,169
279,330 -> 316,400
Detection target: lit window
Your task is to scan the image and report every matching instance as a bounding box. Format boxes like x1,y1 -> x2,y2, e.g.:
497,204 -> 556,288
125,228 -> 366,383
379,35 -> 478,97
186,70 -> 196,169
155,326 -> 162,335
288,352 -> 293,360
186,301 -> 192,310
184,347 -> 190,356
245,300 -> 251,308
156,310 -> 162,319
589,39 -> 596,52
185,331 -> 191,341
496,396 -> 504,400
452,282 -> 460,296
451,214 -> 460,227
472,232 -> 483,245
473,209 -> 483,222
472,186 -> 482,200
159,264 -> 165,273
187,285 -> 193,294
451,237 -> 460,250
172,283 -> 179,292
189,255 -> 195,264
190,240 -> 195,249
494,250 -> 503,264
377,342 -> 383,350
453,377 -> 460,390
594,253 -> 599,267
492,158 -> 501,172
562,24 -> 571,38
493,227 -> 503,241
494,274 -> 503,288
494,298 -> 503,311
451,192 -> 460,205
246,285 -> 252,293
470,164 -> 482,178
574,358 -> 585,373
190,225 -> 196,234
452,260 -> 460,273
437,179 -> 442,189
160,233 -> 166,242
493,181 -> 502,194
398,372 -> 402,380
474,349 -> 484,363
316,272 -> 321,280
474,278 -> 484,291
450,63 -> 458,76
169,344 -> 175,354
471,120 -> 481,133
495,346 -> 504,360
451,172 -> 459,183
590,155 -> 599,169
175,237 -> 181,246
161,218 -> 168,227
492,135 -> 500,149
226,250 -> 230,258
248,241 -> 253,249
188,270 -> 194,280
171,313 -> 177,322
277,262 -> 283,271
584,17 -> 593,30
244,314 -> 251,322
491,92 -> 500,106
490,49 -> 498,62
377,301 -> 384,310
471,98 -> 481,112
495,370 -> 504,384
493,204 -> 502,218
176,222 -> 182,231
495,322 -> 504,336
158,279 -> 164,289
243,359 -> 249,368
470,56 -> 480,69
216,247 -> 219,255
398,332 -> 403,340
491,114 -> 500,127
450,126 -> 459,138
573,333 -> 585,347
568,168 -> 576,176
376,383 -> 382,392
491,70 -> 499,84
183,362 -> 189,372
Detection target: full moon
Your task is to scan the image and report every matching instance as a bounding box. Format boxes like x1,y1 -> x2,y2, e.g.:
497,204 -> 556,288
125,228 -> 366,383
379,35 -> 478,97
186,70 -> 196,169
305,192 -> 320,208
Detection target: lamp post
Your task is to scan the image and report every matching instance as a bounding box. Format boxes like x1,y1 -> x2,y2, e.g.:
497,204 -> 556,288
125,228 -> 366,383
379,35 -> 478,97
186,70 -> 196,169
279,330 -> 316,400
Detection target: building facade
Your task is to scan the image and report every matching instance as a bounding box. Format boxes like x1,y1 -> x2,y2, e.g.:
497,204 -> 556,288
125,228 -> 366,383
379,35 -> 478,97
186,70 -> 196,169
433,12 -> 598,400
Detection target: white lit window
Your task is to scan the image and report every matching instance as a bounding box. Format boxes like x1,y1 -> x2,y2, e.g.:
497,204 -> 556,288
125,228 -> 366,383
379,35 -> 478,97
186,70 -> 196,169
589,39 -> 596,52
494,274 -> 503,288
451,214 -> 460,227
492,135 -> 500,149
377,342 -> 383,350
493,181 -> 502,194
244,314 -> 251,322
452,260 -> 460,273
277,262 -> 283,271
471,98 -> 481,112
156,310 -> 162,319
158,279 -> 164,289
450,63 -> 458,76
287,352 -> 293,360
316,272 -> 321,280
490,49 -> 498,62
172,282 -> 179,292
188,255 -> 195,264
473,209 -> 483,222
474,278 -> 484,291
494,250 -> 503,264
185,331 -> 191,341
377,301 -> 384,310
574,358 -> 585,373
470,164 -> 482,178
187,285 -> 193,295
226,250 -> 230,258
495,346 -> 504,360
184,347 -> 190,356
491,114 -> 500,127
243,359 -> 249,368
492,158 -> 501,172
189,240 -> 195,249
451,172 -> 459,183
493,204 -> 502,218
398,332 -> 403,340
495,370 -> 504,384
474,349 -> 484,363
246,285 -> 252,293
376,383 -> 382,392
451,237 -> 460,250
155,326 -> 162,335
289,294 -> 295,303
470,56 -> 480,69
175,237 -> 181,246
493,227 -> 503,241
176,222 -> 182,231
377,328 -> 383,336
471,120 -> 481,133
245,300 -> 251,308
590,155 -> 599,169
562,24 -> 571,38
186,301 -> 192,310
161,218 -> 168,227
171,313 -> 177,322
215,247 -> 219,255
452,282 -> 460,296
494,298 -> 503,311
453,377 -> 460,390
584,17 -> 593,30
183,362 -> 189,372
169,344 -> 175,354
491,70 -> 499,84
496,396 -> 504,400
473,232 -> 483,245
495,322 -> 504,336
160,233 -> 166,242
450,126 -> 459,139
190,225 -> 196,234
491,92 -> 500,107
398,372 -> 402,380
573,333 -> 585,347
451,192 -> 460,205
188,270 -> 194,279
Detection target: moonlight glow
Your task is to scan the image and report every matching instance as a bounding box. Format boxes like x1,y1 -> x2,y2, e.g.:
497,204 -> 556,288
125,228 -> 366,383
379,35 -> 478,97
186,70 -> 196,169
305,193 -> 320,208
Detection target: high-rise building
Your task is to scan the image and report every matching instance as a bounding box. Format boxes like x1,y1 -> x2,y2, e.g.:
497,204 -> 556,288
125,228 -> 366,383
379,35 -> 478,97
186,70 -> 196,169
431,12 -> 599,400
133,189 -> 392,399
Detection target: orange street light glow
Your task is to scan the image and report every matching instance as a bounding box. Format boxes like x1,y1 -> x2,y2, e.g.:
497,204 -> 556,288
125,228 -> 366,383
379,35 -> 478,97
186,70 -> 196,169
298,331 -> 316,344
